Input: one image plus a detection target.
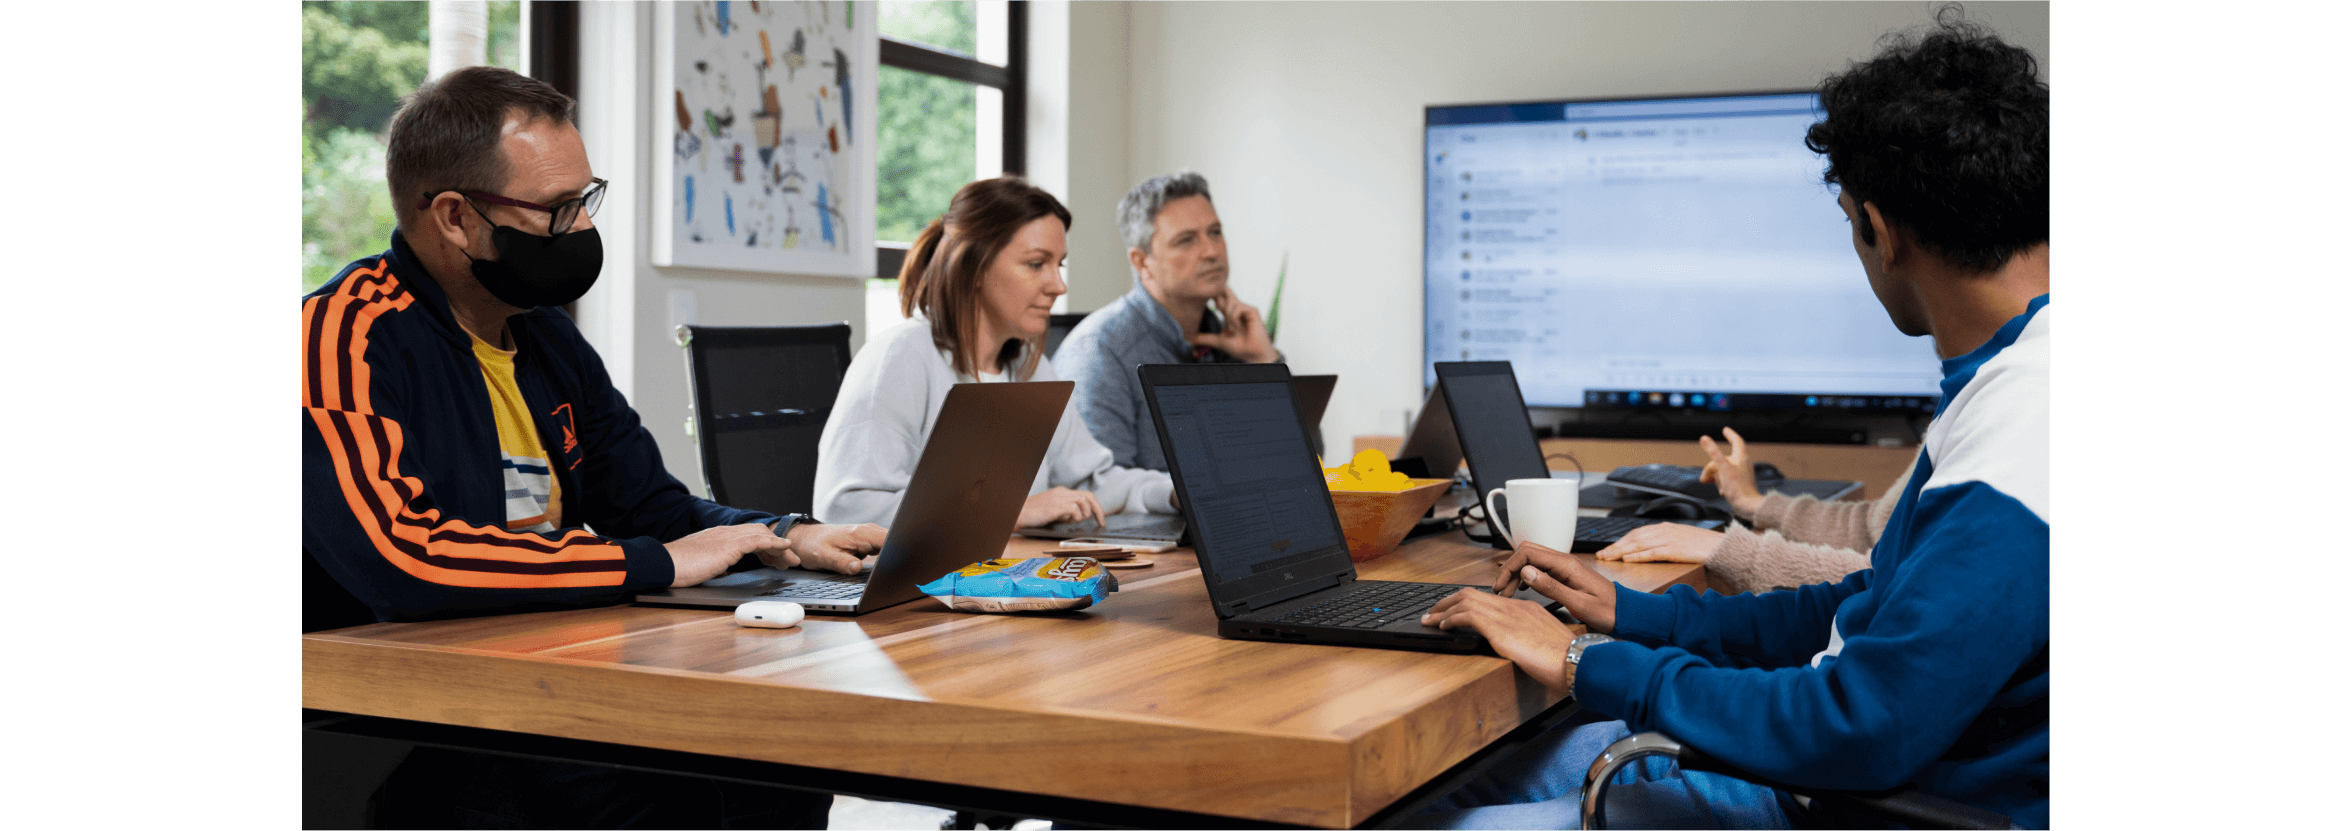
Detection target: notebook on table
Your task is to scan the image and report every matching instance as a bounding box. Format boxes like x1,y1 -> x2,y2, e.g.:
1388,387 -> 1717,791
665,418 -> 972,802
637,381 -> 1072,614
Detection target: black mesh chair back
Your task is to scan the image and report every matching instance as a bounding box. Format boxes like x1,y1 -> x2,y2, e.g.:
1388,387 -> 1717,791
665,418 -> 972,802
677,323 -> 854,516
1044,312 -> 1088,359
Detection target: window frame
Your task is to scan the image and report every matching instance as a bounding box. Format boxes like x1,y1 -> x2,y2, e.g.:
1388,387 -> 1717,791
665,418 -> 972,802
527,1 -> 581,102
873,1 -> 1028,280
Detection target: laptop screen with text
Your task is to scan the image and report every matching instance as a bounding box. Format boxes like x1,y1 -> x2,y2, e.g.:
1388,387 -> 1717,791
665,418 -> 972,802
1437,362 -> 1552,530
1155,381 -> 1347,578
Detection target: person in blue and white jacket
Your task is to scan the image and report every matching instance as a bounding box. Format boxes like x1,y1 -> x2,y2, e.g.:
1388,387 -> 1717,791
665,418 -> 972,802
1414,12 -> 2051,829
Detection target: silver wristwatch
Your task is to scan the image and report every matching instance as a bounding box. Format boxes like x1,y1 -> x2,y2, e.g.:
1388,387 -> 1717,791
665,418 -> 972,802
1567,633 -> 1616,666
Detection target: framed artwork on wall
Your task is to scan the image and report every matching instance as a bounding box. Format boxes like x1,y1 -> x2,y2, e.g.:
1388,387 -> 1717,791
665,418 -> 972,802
653,1 -> 876,277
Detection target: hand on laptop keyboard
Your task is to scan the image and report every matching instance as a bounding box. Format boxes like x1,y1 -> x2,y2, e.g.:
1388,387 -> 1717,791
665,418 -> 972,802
670,523 -> 800,587
767,522 -> 889,575
1418,585 -> 1577,692
1020,486 -> 1108,530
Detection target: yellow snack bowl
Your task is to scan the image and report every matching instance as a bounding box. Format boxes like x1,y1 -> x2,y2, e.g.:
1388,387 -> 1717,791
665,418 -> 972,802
1330,478 -> 1451,563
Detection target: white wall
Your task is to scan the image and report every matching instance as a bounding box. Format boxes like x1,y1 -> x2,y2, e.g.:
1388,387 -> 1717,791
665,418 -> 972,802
574,1 -> 2050,486
577,2 -> 869,492
1059,1 -> 1137,312
1105,1 -> 2050,454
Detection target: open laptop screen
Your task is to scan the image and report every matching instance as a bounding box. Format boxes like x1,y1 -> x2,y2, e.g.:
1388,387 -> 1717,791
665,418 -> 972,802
1435,362 -> 1552,528
1150,372 -> 1352,605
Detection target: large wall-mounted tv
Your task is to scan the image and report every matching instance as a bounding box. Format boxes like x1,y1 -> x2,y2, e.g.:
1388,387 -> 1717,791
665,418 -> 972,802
1423,91 -> 1942,415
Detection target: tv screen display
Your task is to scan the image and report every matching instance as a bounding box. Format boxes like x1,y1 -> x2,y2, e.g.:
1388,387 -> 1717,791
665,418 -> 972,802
1423,91 -> 1943,414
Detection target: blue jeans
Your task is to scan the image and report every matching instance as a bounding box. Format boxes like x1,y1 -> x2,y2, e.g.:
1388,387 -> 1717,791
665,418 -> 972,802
1416,720 -> 1794,830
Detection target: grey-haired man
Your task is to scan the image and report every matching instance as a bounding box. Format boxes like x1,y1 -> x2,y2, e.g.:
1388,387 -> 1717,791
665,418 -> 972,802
1056,171 -> 1282,471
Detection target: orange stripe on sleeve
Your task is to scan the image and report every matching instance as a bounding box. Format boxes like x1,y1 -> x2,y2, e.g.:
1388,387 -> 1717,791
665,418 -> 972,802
307,267 -> 636,591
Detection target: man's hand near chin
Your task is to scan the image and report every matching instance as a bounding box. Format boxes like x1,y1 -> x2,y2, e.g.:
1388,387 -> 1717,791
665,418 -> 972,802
1188,289 -> 1280,363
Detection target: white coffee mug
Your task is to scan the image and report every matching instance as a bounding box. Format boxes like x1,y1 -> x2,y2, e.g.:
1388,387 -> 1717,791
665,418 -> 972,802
1485,475 -> 1582,551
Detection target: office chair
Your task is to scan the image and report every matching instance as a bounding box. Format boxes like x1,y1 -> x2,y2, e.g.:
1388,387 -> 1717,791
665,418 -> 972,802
676,323 -> 854,516
1043,312 -> 1088,359
1581,732 -> 2016,829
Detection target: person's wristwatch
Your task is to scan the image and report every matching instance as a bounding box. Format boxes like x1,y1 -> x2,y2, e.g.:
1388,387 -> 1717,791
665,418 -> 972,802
766,514 -> 818,537
1567,633 -> 1616,666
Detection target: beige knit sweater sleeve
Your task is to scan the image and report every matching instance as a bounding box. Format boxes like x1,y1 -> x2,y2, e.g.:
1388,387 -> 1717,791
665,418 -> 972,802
1702,455 -> 1918,595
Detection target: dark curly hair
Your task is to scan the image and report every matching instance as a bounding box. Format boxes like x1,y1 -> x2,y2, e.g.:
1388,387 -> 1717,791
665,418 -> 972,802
1805,6 -> 2047,272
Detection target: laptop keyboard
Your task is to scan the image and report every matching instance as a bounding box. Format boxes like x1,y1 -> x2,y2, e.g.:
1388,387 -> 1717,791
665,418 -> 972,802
756,573 -> 867,600
1271,582 -> 1472,629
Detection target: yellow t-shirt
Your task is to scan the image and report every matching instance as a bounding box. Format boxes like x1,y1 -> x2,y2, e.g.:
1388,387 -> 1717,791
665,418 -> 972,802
473,335 -> 564,533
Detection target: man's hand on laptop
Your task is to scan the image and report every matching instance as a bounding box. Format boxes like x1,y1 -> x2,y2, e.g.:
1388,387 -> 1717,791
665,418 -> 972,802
1420,588 -> 1576,693
667,523 -> 799,587
761,523 -> 888,575
1019,487 -> 1107,529
1491,542 -> 1617,634
769,523 -> 889,575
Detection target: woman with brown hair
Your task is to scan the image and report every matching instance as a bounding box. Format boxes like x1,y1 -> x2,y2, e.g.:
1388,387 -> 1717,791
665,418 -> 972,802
814,177 -> 1177,529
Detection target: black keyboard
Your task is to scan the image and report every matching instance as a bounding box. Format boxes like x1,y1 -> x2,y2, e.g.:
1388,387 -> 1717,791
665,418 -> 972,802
1271,582 -> 1473,629
1608,464 -> 1718,500
757,574 -> 867,600
1575,515 -> 1666,542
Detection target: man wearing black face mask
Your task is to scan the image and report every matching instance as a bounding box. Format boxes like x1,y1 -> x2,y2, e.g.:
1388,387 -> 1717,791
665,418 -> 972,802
303,67 -> 875,827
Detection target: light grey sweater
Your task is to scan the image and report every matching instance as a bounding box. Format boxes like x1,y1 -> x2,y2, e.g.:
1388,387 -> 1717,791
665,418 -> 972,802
812,316 -> 1177,527
1702,453 -> 1917,595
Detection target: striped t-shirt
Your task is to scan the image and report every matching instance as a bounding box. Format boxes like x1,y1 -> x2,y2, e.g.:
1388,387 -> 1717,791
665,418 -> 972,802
472,335 -> 563,533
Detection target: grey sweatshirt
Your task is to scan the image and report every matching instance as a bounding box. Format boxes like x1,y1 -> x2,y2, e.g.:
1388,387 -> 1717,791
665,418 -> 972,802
813,316 -> 1176,527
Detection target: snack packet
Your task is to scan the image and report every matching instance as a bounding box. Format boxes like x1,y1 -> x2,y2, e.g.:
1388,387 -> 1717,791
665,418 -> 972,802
1322,448 -> 1415,492
916,557 -> 1120,613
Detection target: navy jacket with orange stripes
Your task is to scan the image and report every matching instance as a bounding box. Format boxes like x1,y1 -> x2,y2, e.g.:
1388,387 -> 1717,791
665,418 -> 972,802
303,231 -> 773,622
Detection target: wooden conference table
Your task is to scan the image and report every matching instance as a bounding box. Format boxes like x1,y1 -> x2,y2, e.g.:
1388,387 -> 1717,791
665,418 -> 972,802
304,531 -> 1707,828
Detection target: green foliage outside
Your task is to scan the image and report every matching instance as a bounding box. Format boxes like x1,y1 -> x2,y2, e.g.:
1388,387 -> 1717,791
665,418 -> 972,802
875,1 -> 978,245
302,1 -> 520,293
305,1 -> 976,291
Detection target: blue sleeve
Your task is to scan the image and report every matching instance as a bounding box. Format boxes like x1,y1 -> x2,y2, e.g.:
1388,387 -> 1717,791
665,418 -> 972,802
1608,571 -> 1866,670
1574,483 -> 2048,791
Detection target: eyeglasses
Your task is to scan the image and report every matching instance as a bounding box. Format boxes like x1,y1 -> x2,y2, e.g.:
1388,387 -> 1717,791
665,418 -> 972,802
422,178 -> 608,235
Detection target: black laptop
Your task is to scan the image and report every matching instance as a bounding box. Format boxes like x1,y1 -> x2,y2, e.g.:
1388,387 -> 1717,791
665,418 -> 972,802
637,381 -> 1072,614
1434,361 -> 1724,552
1018,374 -> 1338,543
1140,362 -> 1488,653
1291,373 -> 1338,459
1393,382 -> 1462,480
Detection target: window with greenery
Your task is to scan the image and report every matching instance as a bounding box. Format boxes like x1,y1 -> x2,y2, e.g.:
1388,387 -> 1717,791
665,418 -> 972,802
302,1 -> 521,294
868,1 -> 1019,333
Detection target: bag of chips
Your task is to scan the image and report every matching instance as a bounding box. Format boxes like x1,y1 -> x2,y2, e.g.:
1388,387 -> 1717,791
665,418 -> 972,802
916,557 -> 1120,613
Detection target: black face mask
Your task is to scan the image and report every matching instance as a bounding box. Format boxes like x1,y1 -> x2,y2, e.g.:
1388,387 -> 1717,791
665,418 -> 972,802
464,214 -> 604,309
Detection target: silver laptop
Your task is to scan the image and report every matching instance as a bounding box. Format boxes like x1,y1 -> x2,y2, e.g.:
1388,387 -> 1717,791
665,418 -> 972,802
637,381 -> 1072,614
